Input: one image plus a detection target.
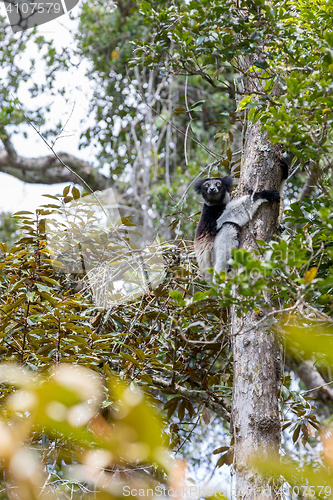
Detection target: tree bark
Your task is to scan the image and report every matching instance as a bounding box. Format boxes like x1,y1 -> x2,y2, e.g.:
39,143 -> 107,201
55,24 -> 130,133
231,119 -> 283,498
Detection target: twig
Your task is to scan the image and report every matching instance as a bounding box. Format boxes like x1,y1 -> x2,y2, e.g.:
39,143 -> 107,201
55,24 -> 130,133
230,305 -> 297,338
301,379 -> 333,396
52,99 -> 77,148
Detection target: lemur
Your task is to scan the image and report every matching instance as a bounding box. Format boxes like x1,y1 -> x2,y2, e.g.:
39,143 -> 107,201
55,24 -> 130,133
193,176 -> 234,281
194,162 -> 288,281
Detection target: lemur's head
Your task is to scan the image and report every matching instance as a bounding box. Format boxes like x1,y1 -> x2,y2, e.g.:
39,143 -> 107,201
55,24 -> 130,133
194,177 -> 234,206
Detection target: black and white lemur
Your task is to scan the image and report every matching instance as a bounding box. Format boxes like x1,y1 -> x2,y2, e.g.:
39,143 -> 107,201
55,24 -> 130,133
194,163 -> 288,281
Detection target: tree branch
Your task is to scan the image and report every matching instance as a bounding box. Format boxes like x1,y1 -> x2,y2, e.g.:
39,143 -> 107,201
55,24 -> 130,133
151,375 -> 231,422
298,160 -> 320,202
102,357 -> 231,421
287,356 -> 333,402
0,134 -> 108,191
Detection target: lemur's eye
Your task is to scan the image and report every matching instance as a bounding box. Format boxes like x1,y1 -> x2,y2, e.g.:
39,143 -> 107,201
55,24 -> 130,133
216,182 -> 221,187
204,183 -> 210,189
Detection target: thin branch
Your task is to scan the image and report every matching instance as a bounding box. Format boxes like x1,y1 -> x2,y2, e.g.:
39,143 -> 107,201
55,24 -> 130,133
230,305 -> 297,337
11,96 -> 100,196
128,73 -> 221,161
301,379 -> 333,396
298,160 -> 320,201
151,375 -> 230,421
51,99 -> 77,148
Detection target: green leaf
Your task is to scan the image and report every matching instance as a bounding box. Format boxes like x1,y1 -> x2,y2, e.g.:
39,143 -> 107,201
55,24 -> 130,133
190,100 -> 205,109
72,187 -> 81,200
237,95 -> 253,111
292,424 -> 301,443
120,352 -> 140,367
63,186 -> 70,197
169,290 -> 185,306
253,59 -> 269,69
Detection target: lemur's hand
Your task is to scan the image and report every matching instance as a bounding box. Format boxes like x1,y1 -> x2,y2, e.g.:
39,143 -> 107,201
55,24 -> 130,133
245,185 -> 254,195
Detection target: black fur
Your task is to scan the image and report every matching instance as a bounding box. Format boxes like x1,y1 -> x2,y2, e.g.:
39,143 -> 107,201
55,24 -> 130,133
280,158 -> 289,180
194,177 -> 235,240
196,204 -> 225,237
193,178 -> 205,194
253,189 -> 280,203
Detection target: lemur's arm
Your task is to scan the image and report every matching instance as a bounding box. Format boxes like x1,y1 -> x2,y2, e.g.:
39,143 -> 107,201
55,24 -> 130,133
213,190 -> 280,275
216,190 -> 280,230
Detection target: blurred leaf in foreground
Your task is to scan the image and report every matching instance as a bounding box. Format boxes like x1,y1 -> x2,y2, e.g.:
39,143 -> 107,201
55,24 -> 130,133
0,363 -> 171,499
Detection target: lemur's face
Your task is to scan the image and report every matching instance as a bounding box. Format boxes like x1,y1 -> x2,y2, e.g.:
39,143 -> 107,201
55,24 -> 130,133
194,176 -> 234,206
201,179 -> 225,204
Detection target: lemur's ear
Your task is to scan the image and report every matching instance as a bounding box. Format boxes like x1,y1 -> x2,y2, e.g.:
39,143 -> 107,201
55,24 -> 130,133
222,176 -> 234,192
193,178 -> 205,194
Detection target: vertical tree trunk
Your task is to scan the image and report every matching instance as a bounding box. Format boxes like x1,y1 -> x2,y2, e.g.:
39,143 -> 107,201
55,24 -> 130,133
231,119 -> 283,498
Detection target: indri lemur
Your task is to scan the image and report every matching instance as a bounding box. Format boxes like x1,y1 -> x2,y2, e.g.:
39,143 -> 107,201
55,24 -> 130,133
193,169 -> 286,280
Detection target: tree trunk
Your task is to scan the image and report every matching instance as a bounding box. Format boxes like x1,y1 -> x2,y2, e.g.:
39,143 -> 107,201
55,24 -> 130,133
231,120 -> 283,497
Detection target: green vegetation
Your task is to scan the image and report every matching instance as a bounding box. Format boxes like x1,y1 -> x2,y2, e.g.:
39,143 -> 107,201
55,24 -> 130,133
1,0 -> 333,497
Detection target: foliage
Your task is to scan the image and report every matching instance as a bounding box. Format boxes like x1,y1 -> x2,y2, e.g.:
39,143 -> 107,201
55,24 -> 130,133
133,0 -> 333,168
0,16 -> 50,133
76,0 -> 235,171
0,362 -> 169,499
2,180 -> 333,490
2,0 -> 333,493
0,186 -> 230,456
0,211 -> 20,247
0,3 -> 237,240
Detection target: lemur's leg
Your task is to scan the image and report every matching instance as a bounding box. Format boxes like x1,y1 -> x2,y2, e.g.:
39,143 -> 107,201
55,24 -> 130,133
194,236 -> 214,281
216,191 -> 279,231
213,222 -> 239,275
